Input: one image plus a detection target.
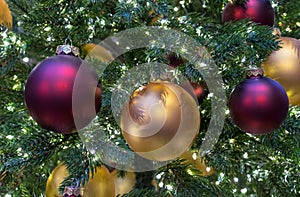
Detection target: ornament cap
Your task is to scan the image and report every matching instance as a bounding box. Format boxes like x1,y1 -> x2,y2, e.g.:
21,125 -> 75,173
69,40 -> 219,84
272,28 -> 282,37
246,68 -> 264,78
56,45 -> 80,57
63,186 -> 82,197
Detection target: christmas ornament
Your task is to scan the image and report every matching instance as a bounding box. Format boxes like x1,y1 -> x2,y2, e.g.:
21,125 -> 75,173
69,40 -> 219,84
62,187 -> 82,197
181,81 -> 209,104
0,0 -> 12,29
167,53 -> 186,68
25,44 -> 102,134
111,170 -> 136,196
222,0 -> 275,27
262,36 -> 300,105
229,68 -> 289,134
81,43 -> 114,62
121,80 -> 200,161
148,9 -> 164,26
46,164 -> 69,197
180,151 -> 215,177
83,166 -> 115,197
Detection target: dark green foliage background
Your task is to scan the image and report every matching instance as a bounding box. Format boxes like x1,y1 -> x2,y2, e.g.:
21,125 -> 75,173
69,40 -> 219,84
0,0 -> 299,196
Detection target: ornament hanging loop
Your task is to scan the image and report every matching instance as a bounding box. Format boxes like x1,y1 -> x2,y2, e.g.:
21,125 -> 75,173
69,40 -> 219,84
64,36 -> 73,46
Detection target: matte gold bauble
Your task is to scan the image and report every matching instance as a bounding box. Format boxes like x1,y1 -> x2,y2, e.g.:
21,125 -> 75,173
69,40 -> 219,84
180,151 -> 215,177
121,80 -> 200,161
0,0 -> 13,29
262,37 -> 300,105
111,170 -> 136,196
83,166 -> 115,197
46,164 -> 69,197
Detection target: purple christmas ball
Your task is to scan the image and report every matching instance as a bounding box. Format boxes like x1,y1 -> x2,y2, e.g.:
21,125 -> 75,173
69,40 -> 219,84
24,54 -> 102,134
229,69 -> 289,134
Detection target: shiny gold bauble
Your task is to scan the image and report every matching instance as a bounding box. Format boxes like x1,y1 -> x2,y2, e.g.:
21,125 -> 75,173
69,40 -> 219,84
262,36 -> 300,105
111,170 -> 136,196
0,0 -> 12,29
46,163 -> 69,197
121,80 -> 200,161
180,151 -> 215,177
83,166 -> 115,197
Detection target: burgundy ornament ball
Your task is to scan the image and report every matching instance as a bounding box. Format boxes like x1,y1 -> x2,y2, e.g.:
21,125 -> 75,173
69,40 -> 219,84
25,45 -> 102,134
229,68 -> 289,135
167,53 -> 186,68
181,81 -> 209,105
222,0 -> 275,27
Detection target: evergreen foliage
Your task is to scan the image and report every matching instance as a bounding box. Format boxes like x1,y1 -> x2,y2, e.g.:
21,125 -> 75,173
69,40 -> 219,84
0,0 -> 299,196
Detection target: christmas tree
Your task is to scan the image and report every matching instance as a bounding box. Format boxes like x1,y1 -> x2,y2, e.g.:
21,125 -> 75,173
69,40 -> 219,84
1,0 -> 300,196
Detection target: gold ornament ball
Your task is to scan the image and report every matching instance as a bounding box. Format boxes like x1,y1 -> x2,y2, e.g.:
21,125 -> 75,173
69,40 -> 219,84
180,151 -> 215,177
0,0 -> 13,29
121,80 -> 200,161
262,36 -> 300,105
111,170 -> 136,196
83,166 -> 115,197
81,43 -> 114,62
46,164 -> 69,197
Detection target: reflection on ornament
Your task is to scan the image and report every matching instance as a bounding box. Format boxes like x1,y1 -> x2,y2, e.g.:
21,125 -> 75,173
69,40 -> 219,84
0,0 -> 12,29
121,80 -> 200,161
262,37 -> 300,106
111,170 -> 136,196
46,164 -> 69,197
229,68 -> 289,135
180,151 -> 215,177
222,0 -> 275,27
82,43 -> 114,62
83,166 -> 115,197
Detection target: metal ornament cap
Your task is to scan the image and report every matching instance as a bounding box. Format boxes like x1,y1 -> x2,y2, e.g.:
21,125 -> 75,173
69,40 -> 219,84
56,45 -> 80,57
63,186 -> 82,196
246,68 -> 264,78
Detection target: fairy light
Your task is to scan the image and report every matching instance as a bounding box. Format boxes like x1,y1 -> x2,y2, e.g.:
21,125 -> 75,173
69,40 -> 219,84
234,177 -> 239,183
159,182 -> 164,188
285,27 -> 292,32
225,109 -> 230,115
44,27 -> 51,32
192,152 -> 197,160
241,188 -> 247,194
22,57 -> 29,63
3,40 -> 10,46
156,172 -> 164,180
166,185 -> 173,191
6,135 -> 14,140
